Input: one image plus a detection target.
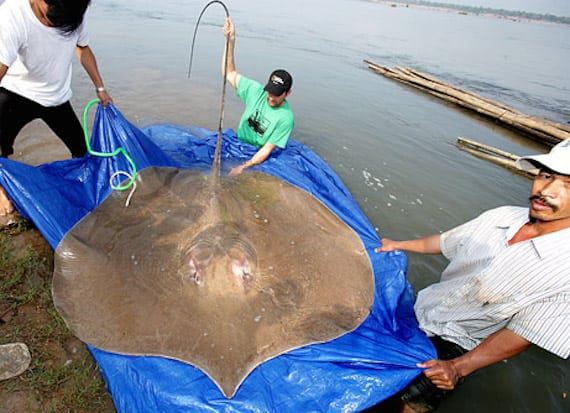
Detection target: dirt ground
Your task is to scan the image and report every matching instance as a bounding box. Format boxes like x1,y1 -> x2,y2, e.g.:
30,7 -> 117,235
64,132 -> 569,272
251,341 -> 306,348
0,221 -> 115,413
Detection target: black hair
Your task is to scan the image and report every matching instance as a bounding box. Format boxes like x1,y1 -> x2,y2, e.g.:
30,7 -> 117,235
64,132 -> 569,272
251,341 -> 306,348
45,0 -> 91,35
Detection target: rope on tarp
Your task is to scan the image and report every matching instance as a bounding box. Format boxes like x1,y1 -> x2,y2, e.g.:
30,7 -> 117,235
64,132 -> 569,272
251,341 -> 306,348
82,99 -> 138,198
109,171 -> 136,207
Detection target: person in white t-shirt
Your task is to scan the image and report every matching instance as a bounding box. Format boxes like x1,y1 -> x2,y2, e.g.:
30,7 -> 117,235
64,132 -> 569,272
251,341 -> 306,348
373,140 -> 570,412
0,0 -> 112,215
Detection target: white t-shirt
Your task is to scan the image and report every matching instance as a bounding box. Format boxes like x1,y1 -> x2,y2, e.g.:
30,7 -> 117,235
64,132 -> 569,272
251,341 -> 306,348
0,0 -> 89,106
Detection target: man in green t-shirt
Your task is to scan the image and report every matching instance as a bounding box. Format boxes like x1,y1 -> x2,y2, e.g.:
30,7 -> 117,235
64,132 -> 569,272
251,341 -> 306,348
222,17 -> 295,176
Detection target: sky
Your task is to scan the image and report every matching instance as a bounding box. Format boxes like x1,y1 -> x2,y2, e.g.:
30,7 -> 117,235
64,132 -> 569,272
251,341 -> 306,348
439,0 -> 570,16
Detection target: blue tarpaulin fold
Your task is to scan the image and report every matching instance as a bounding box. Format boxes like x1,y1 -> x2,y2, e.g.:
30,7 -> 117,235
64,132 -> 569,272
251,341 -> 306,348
0,104 -> 435,412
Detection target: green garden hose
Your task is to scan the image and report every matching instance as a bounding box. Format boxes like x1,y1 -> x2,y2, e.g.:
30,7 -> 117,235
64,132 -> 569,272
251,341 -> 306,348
82,99 -> 137,191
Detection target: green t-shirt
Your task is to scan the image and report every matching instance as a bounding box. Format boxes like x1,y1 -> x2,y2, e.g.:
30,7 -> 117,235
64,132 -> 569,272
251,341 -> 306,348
236,76 -> 294,149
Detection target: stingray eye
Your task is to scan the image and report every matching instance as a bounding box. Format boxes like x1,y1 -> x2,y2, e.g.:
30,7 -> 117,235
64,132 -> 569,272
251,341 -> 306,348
242,260 -> 252,278
242,272 -> 252,283
185,258 -> 202,285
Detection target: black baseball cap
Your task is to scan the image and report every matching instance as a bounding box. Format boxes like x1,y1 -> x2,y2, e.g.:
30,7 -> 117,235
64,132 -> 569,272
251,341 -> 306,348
264,69 -> 293,96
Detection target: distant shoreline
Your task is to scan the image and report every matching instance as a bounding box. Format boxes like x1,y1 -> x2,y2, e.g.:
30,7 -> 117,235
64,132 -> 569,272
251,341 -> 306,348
367,0 -> 570,26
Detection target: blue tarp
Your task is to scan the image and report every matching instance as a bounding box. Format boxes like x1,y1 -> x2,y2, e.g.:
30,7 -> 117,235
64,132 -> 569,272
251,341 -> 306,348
0,104 -> 435,412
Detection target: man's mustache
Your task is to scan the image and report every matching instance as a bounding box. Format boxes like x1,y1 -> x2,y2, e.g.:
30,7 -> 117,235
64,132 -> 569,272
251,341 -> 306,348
529,195 -> 558,212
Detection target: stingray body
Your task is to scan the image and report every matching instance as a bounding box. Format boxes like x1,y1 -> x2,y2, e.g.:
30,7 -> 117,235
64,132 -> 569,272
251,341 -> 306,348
53,166 -> 374,397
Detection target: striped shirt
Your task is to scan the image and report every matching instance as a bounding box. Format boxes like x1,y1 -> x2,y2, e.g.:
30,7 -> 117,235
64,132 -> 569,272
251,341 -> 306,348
415,206 -> 570,359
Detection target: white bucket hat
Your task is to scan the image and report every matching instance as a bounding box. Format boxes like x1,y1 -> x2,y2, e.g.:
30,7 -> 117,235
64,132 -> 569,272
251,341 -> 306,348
516,139 -> 570,176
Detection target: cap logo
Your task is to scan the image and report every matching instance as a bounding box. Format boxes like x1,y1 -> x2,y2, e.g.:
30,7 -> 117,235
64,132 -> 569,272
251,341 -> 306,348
271,75 -> 284,85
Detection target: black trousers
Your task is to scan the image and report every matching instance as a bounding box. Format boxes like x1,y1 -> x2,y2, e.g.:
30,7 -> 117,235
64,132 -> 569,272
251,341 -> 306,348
0,87 -> 87,158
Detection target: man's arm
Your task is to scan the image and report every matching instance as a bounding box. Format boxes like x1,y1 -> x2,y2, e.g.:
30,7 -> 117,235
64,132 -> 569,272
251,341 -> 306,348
75,46 -> 112,106
0,63 -> 7,82
419,328 -> 531,390
375,234 -> 442,254
229,142 -> 276,176
222,17 -> 239,89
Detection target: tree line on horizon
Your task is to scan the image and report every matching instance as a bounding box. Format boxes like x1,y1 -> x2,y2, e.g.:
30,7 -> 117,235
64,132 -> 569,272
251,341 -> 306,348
377,0 -> 570,24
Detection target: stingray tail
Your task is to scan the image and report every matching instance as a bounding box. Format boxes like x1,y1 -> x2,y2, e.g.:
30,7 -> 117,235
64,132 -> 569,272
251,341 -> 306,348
188,1 -> 231,183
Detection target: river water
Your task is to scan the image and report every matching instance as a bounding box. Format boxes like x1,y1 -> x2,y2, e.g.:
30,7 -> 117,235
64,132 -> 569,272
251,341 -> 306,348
12,0 -> 569,411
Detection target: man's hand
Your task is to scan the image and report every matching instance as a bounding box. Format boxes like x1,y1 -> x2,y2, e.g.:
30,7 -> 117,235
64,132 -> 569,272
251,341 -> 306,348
416,330 -> 530,392
418,359 -> 461,391
229,164 -> 246,176
223,16 -> 235,40
221,17 -> 238,88
375,238 -> 400,253
96,89 -> 113,107
0,186 -> 14,216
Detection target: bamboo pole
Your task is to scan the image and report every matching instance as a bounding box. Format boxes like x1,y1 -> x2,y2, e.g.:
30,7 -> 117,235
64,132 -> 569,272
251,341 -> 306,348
404,67 -> 515,111
456,137 -> 536,179
364,60 -> 569,146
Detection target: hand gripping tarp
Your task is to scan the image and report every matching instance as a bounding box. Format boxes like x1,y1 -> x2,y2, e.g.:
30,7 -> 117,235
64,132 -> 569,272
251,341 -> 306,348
0,104 -> 435,412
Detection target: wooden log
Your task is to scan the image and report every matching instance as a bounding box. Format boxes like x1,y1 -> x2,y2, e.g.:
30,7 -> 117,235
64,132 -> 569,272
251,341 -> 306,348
405,67 -> 516,112
364,60 -> 569,145
456,137 -> 536,179
557,123 -> 570,133
368,61 -> 566,144
370,62 -> 516,119
457,137 -> 519,160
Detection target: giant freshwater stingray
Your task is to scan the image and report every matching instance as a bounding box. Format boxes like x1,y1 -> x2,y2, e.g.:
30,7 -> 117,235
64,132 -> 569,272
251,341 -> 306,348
52,4 -> 373,395
53,161 -> 375,397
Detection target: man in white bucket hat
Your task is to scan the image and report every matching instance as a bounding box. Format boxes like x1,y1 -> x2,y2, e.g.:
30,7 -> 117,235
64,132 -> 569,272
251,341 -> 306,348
374,140 -> 570,412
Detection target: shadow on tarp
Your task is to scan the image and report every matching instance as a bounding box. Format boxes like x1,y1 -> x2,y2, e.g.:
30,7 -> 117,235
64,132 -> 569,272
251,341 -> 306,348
0,103 -> 435,412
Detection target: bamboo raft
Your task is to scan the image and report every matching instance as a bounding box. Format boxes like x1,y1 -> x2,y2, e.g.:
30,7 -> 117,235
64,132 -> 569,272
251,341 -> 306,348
364,60 -> 570,146
456,137 -> 536,179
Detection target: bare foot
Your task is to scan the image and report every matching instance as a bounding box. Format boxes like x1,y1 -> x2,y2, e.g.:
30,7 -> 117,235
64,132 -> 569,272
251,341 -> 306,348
0,185 -> 14,216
